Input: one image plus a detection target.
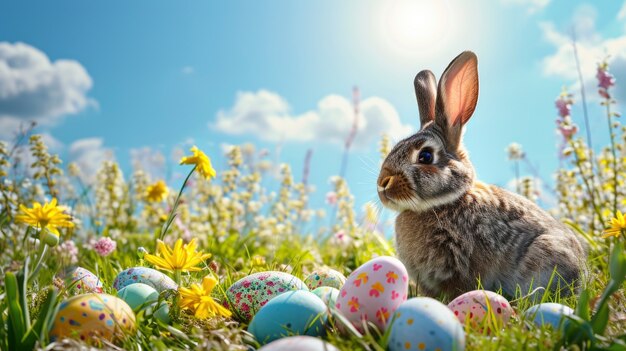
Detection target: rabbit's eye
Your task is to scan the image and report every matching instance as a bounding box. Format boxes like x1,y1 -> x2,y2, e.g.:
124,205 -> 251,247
418,150 -> 434,164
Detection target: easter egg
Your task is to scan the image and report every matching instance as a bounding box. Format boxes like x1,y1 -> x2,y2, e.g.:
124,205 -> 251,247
311,286 -> 339,308
389,297 -> 465,351
304,268 -> 346,290
524,303 -> 574,328
113,267 -> 177,292
248,290 -> 327,344
117,283 -> 159,310
448,290 -> 513,329
226,271 -> 308,321
65,267 -> 103,293
49,294 -> 136,343
335,256 -> 408,331
258,335 -> 339,351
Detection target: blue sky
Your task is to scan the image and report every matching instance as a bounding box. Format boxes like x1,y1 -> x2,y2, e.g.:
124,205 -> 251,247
1,0 -> 625,221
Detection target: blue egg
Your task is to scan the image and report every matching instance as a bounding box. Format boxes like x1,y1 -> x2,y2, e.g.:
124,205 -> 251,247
248,290 -> 327,345
389,297 -> 465,351
117,283 -> 159,310
258,335 -> 339,351
524,303 -> 574,328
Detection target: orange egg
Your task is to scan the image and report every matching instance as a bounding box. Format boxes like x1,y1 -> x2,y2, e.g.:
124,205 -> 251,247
49,293 -> 136,343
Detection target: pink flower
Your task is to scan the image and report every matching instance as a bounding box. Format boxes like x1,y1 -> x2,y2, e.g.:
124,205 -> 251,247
555,97 -> 571,118
558,124 -> 578,140
597,63 -> 615,90
93,237 -> 116,257
325,191 -> 338,206
55,240 -> 78,264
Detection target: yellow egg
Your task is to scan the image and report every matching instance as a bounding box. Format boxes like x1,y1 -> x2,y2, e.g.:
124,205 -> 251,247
49,293 -> 136,343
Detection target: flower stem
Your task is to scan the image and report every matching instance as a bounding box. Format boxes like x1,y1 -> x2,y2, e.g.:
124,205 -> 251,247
28,243 -> 48,284
605,99 -> 619,217
159,165 -> 196,241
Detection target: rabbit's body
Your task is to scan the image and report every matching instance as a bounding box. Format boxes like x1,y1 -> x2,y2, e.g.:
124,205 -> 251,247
378,51 -> 587,298
395,181 -> 585,297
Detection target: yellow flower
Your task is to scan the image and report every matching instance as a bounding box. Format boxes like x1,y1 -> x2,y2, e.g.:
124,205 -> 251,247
180,146 -> 216,180
179,276 -> 232,319
144,238 -> 211,272
603,211 -> 626,238
145,180 -> 169,202
15,198 -> 74,236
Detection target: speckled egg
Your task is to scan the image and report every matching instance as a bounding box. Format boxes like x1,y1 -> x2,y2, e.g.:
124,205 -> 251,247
248,290 -> 327,344
524,303 -> 574,328
117,283 -> 159,310
113,267 -> 177,292
311,286 -> 339,308
304,268 -> 346,290
226,271 -> 308,321
448,290 -> 513,329
258,335 -> 339,351
65,267 -> 103,293
335,256 -> 409,331
49,294 -> 136,343
389,297 -> 465,351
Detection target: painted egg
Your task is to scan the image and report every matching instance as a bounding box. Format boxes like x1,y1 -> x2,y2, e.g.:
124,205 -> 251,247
524,303 -> 574,328
117,283 -> 159,310
113,267 -> 177,292
448,290 -> 513,329
49,294 -> 136,343
258,335 -> 339,351
311,286 -> 339,308
335,256 -> 409,331
389,297 -> 465,351
248,290 -> 327,344
226,271 -> 308,321
65,267 -> 103,293
304,268 -> 346,290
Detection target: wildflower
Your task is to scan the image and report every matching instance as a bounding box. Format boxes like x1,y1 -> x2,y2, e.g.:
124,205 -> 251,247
597,61 -> 615,92
555,94 -> 573,118
15,198 -> 74,236
178,275 -> 232,318
251,255 -> 266,267
144,238 -> 211,272
55,240 -> 79,265
506,143 -> 524,161
180,146 -> 216,180
145,180 -> 169,202
325,191 -> 338,205
603,211 -> 626,238
93,237 -> 116,256
364,202 -> 378,225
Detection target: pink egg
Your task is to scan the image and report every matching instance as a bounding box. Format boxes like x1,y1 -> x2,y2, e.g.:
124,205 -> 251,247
335,256 -> 409,332
447,290 -> 513,330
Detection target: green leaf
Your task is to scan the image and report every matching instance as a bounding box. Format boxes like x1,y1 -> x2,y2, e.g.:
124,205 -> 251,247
5,272 -> 26,349
21,288 -> 58,349
575,288 -> 591,321
609,241 -> 626,285
591,303 -> 610,335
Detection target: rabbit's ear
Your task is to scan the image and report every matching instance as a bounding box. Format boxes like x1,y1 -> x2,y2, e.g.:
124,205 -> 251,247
435,51 -> 479,150
414,70 -> 437,129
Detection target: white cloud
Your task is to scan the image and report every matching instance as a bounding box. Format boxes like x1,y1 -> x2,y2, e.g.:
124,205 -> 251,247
501,0 -> 550,14
69,138 -> 113,183
540,5 -> 626,104
0,42 -> 95,136
130,146 -> 166,178
212,90 -> 413,150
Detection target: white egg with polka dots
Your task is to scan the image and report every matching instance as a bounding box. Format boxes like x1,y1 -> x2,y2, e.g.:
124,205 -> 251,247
388,297 -> 465,351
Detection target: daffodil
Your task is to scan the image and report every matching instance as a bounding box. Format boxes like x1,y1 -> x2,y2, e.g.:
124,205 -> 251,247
15,198 -> 74,236
146,180 -> 169,202
603,211 -> 626,238
179,275 -> 232,319
180,146 -> 216,180
144,238 -> 211,272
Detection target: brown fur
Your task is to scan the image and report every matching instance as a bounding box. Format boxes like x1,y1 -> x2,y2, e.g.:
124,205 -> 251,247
378,51 -> 587,298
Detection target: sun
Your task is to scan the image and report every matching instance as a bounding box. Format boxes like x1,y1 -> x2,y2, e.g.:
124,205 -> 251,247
380,0 -> 451,55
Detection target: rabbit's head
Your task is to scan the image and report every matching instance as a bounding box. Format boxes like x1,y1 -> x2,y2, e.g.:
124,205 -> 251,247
378,51 -> 479,212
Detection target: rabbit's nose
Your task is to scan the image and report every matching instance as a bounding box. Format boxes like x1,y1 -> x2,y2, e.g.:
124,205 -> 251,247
379,175 -> 395,191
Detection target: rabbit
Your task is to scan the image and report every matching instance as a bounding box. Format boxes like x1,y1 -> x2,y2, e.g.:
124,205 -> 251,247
377,51 -> 587,298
